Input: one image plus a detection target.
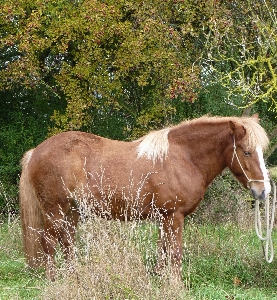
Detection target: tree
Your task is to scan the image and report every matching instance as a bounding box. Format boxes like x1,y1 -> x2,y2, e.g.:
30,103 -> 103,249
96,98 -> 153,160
202,1 -> 277,107
199,0 -> 277,161
2,0 -> 218,138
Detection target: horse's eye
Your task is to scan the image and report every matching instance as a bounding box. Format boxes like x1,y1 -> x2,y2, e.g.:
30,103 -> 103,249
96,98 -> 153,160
244,151 -> 251,157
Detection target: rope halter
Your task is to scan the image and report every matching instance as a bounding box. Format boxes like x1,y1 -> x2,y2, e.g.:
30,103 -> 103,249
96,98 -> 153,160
230,135 -> 270,189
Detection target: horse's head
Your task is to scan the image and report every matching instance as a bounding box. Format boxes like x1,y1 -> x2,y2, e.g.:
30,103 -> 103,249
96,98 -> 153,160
227,115 -> 271,201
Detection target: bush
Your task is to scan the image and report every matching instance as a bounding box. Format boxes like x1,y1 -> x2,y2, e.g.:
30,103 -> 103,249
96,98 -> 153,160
0,108 -> 49,217
191,170 -> 254,227
0,181 -> 18,223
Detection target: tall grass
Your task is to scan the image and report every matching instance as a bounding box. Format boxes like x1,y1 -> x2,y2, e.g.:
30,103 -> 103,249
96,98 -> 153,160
42,217 -> 188,299
1,171 -> 277,299
41,173 -> 189,299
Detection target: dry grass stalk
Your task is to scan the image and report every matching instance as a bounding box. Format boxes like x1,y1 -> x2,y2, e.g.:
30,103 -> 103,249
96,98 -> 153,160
41,178 -> 189,299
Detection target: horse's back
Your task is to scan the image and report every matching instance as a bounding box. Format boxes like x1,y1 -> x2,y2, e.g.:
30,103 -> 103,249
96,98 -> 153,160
23,132 -> 139,210
30,131 -> 104,167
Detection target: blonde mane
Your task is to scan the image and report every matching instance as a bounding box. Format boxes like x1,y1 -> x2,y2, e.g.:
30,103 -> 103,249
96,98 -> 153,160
186,115 -> 269,151
136,115 -> 269,164
136,128 -> 170,163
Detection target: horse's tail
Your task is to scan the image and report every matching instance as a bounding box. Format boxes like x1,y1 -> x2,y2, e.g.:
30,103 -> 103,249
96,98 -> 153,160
19,149 -> 44,268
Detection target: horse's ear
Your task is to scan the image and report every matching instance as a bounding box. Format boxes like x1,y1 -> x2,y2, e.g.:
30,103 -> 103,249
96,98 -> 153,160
229,121 -> 246,139
251,113 -> 259,122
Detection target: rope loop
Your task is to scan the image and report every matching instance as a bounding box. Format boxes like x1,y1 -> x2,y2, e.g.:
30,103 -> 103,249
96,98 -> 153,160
255,179 -> 276,263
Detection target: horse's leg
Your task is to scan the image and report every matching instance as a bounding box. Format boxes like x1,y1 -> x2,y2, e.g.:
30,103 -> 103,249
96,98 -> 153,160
41,217 -> 60,280
155,212 -> 184,279
41,203 -> 78,280
58,203 -> 79,268
155,230 -> 167,274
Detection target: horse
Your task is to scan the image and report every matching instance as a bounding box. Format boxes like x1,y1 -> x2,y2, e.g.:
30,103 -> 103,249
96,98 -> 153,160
19,114 -> 271,280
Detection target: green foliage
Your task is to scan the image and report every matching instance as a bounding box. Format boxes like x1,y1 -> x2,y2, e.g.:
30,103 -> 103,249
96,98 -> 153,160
0,0 -> 209,136
204,0 -> 277,112
0,87 -> 60,213
183,223 -> 277,299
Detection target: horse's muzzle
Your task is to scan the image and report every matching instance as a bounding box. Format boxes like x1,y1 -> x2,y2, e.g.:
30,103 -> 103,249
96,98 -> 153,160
251,188 -> 266,201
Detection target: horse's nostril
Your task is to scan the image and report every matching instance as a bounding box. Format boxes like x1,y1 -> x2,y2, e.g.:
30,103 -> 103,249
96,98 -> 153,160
260,189 -> 266,201
251,188 -> 266,201
251,188 -> 258,199
250,188 -> 266,200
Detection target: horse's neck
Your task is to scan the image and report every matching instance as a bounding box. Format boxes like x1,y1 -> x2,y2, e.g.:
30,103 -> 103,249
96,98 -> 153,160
170,122 -> 230,186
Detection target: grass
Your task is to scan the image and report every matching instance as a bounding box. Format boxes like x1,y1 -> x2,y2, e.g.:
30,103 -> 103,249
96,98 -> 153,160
0,220 -> 46,299
1,217 -> 277,299
182,222 -> 277,299
40,217 -> 188,299
1,170 -> 277,299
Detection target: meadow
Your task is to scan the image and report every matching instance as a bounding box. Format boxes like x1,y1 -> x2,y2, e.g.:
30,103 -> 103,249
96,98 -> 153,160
1,171 -> 277,300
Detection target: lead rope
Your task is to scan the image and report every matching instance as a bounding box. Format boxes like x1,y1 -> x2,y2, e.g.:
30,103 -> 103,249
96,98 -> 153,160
231,136 -> 276,263
255,179 -> 276,263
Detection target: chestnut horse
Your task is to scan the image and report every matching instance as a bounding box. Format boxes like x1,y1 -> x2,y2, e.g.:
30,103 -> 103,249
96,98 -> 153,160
20,115 -> 270,280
